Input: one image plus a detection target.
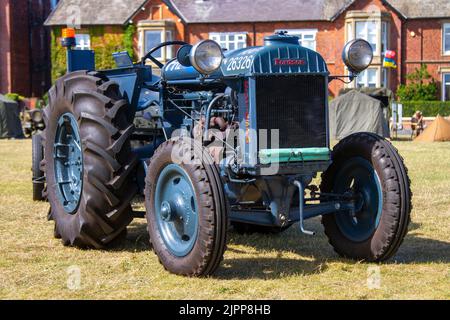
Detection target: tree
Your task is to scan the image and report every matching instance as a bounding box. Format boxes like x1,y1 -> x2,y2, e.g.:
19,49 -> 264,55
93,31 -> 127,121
397,64 -> 438,101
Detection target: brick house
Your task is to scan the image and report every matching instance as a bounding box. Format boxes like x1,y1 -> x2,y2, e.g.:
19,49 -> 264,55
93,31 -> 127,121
0,0 -> 57,97
45,0 -> 450,100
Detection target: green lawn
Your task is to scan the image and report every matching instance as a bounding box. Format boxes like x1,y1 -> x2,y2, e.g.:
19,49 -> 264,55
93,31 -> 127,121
0,139 -> 449,300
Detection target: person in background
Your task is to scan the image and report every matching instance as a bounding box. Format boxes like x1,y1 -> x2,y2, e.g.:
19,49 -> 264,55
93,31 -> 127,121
411,111 -> 425,139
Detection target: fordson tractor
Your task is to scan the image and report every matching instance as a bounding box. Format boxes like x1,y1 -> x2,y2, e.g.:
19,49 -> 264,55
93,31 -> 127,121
34,29 -> 411,276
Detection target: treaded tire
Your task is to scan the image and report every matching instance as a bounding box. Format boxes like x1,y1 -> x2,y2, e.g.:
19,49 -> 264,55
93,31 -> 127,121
43,71 -> 138,248
231,222 -> 293,235
321,132 -> 412,262
145,137 -> 228,276
32,133 -> 45,201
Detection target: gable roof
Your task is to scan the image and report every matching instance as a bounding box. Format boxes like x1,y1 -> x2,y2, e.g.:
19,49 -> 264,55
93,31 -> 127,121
166,0 -> 450,23
44,0 -> 450,27
45,0 -> 149,26
166,0 -> 354,23
385,0 -> 450,19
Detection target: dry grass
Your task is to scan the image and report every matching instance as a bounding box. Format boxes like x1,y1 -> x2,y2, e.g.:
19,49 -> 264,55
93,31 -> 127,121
0,139 -> 449,300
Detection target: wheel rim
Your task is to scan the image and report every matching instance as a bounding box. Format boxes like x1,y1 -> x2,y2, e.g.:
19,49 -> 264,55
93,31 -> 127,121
154,164 -> 199,257
53,113 -> 83,214
333,157 -> 383,242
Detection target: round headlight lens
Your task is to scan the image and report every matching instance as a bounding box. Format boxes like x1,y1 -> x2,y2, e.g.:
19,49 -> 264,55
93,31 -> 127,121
190,40 -> 223,74
32,110 -> 43,123
342,39 -> 374,73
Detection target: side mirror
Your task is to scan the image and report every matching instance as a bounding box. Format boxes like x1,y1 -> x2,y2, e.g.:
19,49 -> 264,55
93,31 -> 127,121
176,44 -> 193,67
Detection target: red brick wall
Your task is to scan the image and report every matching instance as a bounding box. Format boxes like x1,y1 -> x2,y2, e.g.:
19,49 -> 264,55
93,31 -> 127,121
403,19 -> 450,98
0,0 -> 52,97
133,0 -> 186,54
0,0 -> 12,94
8,0 -> 31,96
181,0 -> 407,97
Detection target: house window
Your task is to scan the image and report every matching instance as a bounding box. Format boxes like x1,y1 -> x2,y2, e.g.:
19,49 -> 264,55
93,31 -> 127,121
381,21 -> 388,55
443,73 -> 450,101
356,21 -> 378,52
209,33 -> 247,50
444,23 -> 450,55
346,11 -> 389,57
276,29 -> 318,51
138,20 -> 176,63
357,68 -> 378,88
75,34 -> 91,50
144,30 -> 173,59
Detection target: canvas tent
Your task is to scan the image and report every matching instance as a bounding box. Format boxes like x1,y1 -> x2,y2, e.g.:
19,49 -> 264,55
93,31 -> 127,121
414,115 -> 450,142
0,94 -> 25,139
329,90 -> 390,140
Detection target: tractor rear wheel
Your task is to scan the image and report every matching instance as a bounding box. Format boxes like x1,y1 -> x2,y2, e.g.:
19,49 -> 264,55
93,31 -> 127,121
32,133 -> 45,201
43,71 -> 137,248
321,132 -> 412,262
145,138 -> 228,276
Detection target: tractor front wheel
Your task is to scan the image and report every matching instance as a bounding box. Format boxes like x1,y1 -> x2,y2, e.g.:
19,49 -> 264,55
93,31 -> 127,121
145,138 -> 228,276
321,132 -> 412,262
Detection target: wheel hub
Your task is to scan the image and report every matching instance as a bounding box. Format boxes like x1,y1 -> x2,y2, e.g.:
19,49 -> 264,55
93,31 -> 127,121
53,113 -> 83,214
154,164 -> 198,257
333,157 -> 383,242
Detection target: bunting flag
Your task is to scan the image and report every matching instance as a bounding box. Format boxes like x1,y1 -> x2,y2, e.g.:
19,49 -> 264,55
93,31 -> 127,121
383,50 -> 397,69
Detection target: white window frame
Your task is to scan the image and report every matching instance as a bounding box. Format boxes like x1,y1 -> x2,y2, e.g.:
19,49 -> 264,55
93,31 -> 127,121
355,20 -> 379,54
356,68 -> 378,88
75,34 -> 91,50
276,29 -> 318,51
209,32 -> 247,51
139,28 -> 174,61
444,23 -> 450,55
443,73 -> 450,101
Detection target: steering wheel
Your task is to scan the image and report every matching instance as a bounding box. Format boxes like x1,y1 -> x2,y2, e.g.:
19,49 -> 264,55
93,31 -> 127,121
141,41 -> 188,68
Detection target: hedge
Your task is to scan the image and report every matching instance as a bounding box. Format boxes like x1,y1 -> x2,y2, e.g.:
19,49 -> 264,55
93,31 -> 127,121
400,101 -> 450,117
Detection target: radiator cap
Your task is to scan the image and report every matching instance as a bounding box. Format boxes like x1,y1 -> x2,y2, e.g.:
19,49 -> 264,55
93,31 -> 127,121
264,31 -> 300,46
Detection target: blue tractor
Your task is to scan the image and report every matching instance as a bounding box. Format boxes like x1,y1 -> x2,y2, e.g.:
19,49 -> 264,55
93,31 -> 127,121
38,30 -> 411,276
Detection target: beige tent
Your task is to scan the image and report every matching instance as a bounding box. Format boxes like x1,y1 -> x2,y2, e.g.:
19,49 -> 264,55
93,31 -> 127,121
414,115 -> 450,142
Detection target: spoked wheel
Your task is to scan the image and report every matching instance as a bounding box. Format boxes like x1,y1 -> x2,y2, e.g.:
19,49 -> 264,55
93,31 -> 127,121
145,138 -> 228,276
321,132 -> 412,262
43,71 -> 138,248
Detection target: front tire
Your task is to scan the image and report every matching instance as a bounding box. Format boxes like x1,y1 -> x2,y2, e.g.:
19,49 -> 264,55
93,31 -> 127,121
43,71 -> 138,248
321,133 -> 412,262
145,138 -> 228,276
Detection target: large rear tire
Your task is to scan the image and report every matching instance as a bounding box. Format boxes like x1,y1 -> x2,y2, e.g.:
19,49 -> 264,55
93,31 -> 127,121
43,71 -> 138,248
321,132 -> 412,262
145,137 -> 228,276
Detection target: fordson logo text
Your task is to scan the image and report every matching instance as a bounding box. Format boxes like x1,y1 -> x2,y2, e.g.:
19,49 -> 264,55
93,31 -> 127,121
274,58 -> 306,66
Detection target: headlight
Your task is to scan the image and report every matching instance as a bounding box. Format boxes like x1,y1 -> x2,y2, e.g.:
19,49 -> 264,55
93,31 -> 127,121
31,110 -> 43,123
189,40 -> 223,75
342,39 -> 373,73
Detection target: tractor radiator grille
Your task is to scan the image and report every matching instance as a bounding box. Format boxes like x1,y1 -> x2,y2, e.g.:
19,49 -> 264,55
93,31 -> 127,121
255,75 -> 327,150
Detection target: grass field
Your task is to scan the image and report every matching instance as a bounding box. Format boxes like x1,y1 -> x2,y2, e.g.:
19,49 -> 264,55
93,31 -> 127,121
0,139 -> 449,300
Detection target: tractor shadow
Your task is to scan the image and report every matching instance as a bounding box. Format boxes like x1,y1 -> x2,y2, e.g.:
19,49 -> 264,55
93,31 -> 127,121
214,219 -> 450,280
109,218 -> 450,279
108,220 -> 151,253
